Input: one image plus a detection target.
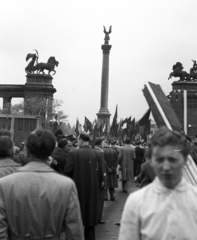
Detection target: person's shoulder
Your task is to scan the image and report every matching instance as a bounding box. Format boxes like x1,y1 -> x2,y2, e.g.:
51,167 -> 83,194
187,182 -> 197,194
127,183 -> 153,203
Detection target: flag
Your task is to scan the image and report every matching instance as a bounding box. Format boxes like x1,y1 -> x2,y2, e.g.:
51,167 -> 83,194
84,117 -> 93,133
102,122 -> 107,136
75,118 -> 80,136
143,119 -> 151,139
126,116 -> 132,130
139,109 -> 151,126
142,82 -> 182,130
92,120 -> 98,149
117,120 -> 123,139
129,118 -> 135,138
97,123 -> 103,137
110,105 -> 118,137
121,118 -> 128,129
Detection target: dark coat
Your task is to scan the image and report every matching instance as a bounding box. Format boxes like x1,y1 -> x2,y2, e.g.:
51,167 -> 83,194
0,158 -> 21,178
51,148 -> 68,173
137,161 -> 156,188
64,145 -> 102,227
103,147 -> 118,188
95,147 -> 106,221
135,146 -> 144,162
0,160 -> 84,240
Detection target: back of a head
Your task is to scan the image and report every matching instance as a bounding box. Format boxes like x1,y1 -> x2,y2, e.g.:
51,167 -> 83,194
149,126 -> 190,158
79,133 -> 90,142
26,129 -> 56,160
125,138 -> 131,144
58,138 -> 67,149
0,133 -> 14,159
95,137 -> 103,146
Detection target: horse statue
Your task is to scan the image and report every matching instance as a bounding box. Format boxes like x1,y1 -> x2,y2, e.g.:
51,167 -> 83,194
168,62 -> 190,81
25,50 -> 39,74
35,57 -> 59,75
189,60 -> 197,81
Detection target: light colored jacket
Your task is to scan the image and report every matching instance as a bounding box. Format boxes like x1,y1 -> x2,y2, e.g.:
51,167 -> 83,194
0,159 -> 84,240
119,145 -> 135,181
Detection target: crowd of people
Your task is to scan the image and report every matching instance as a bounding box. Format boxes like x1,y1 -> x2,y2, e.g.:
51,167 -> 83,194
0,127 -> 197,239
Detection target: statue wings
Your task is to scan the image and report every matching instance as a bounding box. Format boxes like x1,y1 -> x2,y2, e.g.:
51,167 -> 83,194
103,25 -> 112,34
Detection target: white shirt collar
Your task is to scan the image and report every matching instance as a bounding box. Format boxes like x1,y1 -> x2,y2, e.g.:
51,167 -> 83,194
153,176 -> 188,193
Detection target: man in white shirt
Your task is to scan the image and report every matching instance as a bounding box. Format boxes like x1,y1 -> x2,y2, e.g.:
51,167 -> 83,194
119,126 -> 197,240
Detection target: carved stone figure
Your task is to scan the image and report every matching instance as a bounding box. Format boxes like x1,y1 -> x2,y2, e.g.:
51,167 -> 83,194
189,60 -> 197,80
35,57 -> 59,75
25,50 -> 59,75
168,62 -> 189,81
103,26 -> 112,45
25,50 -> 39,74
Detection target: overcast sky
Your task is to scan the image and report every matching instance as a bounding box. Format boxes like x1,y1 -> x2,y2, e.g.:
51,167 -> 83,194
1,0 -> 197,125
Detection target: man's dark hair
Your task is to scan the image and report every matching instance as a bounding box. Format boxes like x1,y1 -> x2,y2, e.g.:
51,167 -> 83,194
79,133 -> 90,142
26,129 -> 56,159
58,138 -> 67,148
0,135 -> 14,159
125,138 -> 131,144
111,140 -> 116,146
95,137 -> 103,146
149,126 -> 190,159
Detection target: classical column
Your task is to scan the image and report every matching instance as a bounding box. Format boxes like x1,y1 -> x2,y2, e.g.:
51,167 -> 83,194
97,44 -> 112,128
97,26 -> 112,132
3,97 -> 12,113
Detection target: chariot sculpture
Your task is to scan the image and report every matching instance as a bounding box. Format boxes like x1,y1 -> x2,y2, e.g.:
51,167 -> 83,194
25,50 -> 59,75
168,60 -> 197,81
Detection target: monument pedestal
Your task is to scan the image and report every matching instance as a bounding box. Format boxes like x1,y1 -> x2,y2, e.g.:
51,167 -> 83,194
26,74 -> 53,85
170,81 -> 197,136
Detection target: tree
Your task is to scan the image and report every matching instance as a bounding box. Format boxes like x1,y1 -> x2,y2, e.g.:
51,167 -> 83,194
1,97 -> 68,129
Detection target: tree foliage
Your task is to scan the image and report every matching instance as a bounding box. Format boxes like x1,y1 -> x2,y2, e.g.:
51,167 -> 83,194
0,97 -> 68,124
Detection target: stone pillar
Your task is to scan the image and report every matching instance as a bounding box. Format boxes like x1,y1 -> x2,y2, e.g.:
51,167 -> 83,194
97,44 -> 112,129
3,97 -> 12,113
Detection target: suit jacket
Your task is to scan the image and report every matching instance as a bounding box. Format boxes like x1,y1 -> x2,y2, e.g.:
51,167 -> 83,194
103,147 -> 118,188
138,161 -> 156,188
0,159 -> 84,240
51,148 -> 68,173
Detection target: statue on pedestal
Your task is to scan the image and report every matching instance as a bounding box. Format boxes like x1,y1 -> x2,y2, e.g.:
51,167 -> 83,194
25,50 -> 59,75
168,62 -> 189,81
25,49 -> 39,74
189,60 -> 197,81
103,26 -> 112,45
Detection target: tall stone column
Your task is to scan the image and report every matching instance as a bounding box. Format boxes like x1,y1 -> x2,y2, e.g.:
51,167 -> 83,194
3,97 -> 12,113
97,44 -> 112,129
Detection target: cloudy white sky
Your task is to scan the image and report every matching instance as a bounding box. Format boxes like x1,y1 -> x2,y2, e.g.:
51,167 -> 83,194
1,0 -> 197,125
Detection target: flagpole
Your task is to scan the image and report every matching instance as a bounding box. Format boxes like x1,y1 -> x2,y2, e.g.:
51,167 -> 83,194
183,90 -> 187,134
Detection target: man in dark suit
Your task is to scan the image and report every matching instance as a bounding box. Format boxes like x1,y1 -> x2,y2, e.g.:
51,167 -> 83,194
103,139 -> 118,201
135,148 -> 156,188
51,138 -> 69,173
64,133 -> 103,240
134,141 -> 144,176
